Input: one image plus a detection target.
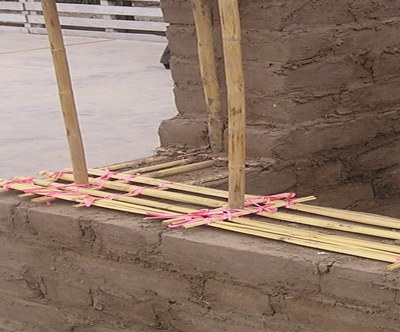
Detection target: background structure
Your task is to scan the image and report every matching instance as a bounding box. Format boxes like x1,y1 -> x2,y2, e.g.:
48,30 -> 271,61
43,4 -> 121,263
159,0 -> 400,217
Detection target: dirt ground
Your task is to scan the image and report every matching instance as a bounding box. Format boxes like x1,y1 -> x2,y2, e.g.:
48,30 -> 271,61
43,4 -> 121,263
0,31 -> 176,179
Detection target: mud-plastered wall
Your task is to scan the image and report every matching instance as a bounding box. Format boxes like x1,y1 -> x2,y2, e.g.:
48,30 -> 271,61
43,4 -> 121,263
159,0 -> 400,217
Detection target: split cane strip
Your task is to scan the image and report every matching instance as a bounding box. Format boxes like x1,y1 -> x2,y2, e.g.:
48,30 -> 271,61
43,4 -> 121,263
287,204 -> 400,230
144,160 -> 218,178
256,210 -> 400,240
106,155 -> 169,171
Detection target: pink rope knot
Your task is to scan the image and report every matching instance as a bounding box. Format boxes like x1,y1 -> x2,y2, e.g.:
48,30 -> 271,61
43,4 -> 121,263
284,194 -> 297,208
49,171 -> 73,181
91,180 -> 106,190
146,208 -> 244,229
99,168 -> 117,180
121,173 -> 140,183
122,182 -> 175,197
252,203 -> 278,215
245,192 -> 296,212
126,187 -> 146,196
168,209 -> 241,228
105,194 -> 118,200
1,177 -> 35,190
147,193 -> 299,229
78,196 -> 102,207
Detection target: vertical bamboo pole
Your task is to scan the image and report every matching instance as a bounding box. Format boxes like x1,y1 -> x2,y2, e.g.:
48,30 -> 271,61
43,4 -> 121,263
41,0 -> 89,184
191,0 -> 224,152
218,0 -> 246,208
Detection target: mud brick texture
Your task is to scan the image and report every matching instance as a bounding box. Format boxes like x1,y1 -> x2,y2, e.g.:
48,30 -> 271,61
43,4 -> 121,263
1,192 -> 400,331
159,0 -> 400,216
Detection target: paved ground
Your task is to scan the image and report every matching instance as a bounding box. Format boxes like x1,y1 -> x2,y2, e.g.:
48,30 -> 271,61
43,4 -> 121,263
0,31 -> 176,179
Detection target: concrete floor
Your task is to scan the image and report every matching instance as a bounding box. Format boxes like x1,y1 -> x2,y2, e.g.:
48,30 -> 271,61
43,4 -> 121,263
0,31 -> 176,179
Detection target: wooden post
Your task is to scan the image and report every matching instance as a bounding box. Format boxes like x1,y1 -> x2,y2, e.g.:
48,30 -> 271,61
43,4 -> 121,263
41,0 -> 89,184
191,0 -> 224,152
218,0 -> 246,208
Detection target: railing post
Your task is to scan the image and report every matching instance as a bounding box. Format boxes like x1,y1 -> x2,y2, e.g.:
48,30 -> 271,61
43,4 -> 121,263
19,0 -> 31,32
100,0 -> 115,34
21,0 -> 43,34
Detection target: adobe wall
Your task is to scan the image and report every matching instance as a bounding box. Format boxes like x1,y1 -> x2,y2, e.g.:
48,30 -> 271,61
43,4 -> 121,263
1,192 -> 400,332
159,0 -> 400,217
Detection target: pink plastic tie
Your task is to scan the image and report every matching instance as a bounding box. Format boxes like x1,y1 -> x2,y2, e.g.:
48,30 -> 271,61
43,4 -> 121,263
251,202 -> 279,215
245,193 -> 296,211
105,194 -> 118,200
92,180 -> 107,190
147,193 -> 298,228
121,173 -> 140,183
1,177 -> 35,190
126,187 -> 146,196
99,168 -> 117,180
49,171 -> 73,181
146,208 -> 244,229
79,196 -> 102,207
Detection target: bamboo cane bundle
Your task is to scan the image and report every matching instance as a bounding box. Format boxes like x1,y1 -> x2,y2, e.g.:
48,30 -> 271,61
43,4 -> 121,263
2,178 -> 399,268
222,217 -> 400,255
40,171 -> 226,207
256,210 -> 400,240
67,168 -> 232,198
78,168 -> 293,201
0,181 -> 167,215
211,222 -> 398,263
59,168 -> 399,239
26,177 -> 193,214
175,207 -> 400,254
82,167 -> 396,241
163,196 -> 316,226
